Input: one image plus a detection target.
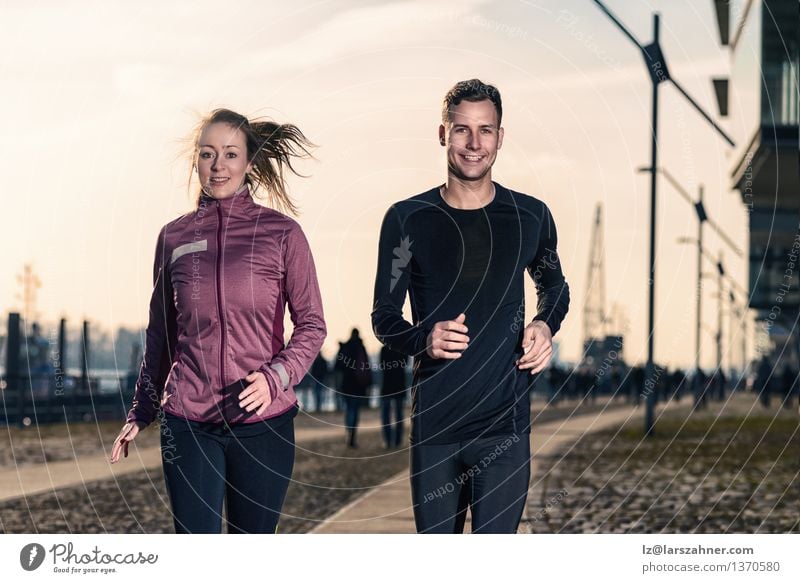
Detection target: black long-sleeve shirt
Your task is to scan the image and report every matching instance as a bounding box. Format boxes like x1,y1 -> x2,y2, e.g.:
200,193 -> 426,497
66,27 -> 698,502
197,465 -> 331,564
371,181 -> 570,444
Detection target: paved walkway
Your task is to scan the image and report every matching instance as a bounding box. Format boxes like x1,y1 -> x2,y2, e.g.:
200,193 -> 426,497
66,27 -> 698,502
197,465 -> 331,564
0,412 -> 383,503
2,398 -> 688,521
312,398 -> 686,533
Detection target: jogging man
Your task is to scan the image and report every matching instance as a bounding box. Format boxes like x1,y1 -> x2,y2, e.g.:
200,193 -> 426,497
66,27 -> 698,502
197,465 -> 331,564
371,79 -> 570,533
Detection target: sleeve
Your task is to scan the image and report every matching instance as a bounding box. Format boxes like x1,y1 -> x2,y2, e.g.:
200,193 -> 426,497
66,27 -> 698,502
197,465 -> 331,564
258,223 -> 327,396
527,202 -> 570,336
371,205 -> 432,357
126,225 -> 178,428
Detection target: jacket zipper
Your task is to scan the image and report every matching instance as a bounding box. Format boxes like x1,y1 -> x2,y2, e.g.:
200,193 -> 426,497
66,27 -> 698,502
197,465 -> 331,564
215,201 -> 228,398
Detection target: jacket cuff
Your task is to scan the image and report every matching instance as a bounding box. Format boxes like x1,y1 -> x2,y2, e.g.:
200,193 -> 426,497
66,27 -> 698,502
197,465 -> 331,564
258,362 -> 290,399
126,410 -> 153,429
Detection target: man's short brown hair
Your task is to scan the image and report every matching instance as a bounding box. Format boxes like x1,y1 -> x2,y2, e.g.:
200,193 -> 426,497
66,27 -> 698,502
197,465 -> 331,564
441,79 -> 503,126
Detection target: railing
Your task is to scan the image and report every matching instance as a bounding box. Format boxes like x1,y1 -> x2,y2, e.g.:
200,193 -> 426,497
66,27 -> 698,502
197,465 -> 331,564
0,373 -> 136,426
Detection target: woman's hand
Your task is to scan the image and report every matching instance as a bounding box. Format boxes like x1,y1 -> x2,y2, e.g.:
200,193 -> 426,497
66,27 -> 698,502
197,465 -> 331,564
239,371 -> 274,415
110,421 -> 145,463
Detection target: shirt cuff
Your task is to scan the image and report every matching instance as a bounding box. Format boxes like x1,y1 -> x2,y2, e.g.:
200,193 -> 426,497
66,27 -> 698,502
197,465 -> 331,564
532,315 -> 556,336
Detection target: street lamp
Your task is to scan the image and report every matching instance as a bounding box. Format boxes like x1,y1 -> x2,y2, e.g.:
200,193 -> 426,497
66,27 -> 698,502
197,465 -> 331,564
637,166 -> 744,258
677,236 -> 746,383
593,0 -> 736,437
728,290 -> 748,384
677,235 -> 705,377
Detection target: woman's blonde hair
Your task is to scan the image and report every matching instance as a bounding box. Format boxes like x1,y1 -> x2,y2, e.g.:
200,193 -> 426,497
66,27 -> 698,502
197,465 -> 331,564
188,108 -> 315,215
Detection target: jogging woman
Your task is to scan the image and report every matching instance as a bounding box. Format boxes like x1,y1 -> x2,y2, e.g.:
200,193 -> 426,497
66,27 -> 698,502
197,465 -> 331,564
109,108 -> 327,534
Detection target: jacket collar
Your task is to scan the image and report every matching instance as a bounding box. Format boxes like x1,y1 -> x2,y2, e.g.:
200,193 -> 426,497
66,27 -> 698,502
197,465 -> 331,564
197,183 -> 259,220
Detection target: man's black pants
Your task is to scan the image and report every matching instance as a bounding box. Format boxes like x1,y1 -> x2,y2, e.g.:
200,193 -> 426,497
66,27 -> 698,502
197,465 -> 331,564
410,432 -> 530,533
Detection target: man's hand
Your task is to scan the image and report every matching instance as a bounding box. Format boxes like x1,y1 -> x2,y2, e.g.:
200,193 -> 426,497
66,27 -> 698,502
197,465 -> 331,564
239,371 -> 274,415
516,319 -> 553,374
426,312 -> 469,359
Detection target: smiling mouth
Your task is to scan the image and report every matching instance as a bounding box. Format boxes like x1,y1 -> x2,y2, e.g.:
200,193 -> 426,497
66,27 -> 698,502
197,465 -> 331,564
461,154 -> 485,163
208,177 -> 230,185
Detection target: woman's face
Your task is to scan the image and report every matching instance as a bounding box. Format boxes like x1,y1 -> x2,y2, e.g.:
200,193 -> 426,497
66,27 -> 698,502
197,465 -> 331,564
196,122 -> 253,198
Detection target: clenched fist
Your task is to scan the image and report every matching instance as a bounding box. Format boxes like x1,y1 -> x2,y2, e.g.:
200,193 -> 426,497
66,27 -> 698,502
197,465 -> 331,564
426,312 -> 470,359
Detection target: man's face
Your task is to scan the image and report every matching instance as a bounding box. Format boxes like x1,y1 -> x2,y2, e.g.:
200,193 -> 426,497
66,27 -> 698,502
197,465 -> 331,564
439,99 -> 503,182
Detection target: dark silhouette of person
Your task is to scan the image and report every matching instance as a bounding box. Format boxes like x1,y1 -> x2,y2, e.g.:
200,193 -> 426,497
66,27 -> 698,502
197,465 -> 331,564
693,368 -> 709,410
611,365 -> 623,401
714,369 -> 727,401
335,328 -> 372,447
672,368 -> 687,402
630,366 -> 645,406
310,353 -> 329,412
379,345 -> 409,448
780,364 -> 797,409
333,341 -> 345,411
754,356 -> 773,408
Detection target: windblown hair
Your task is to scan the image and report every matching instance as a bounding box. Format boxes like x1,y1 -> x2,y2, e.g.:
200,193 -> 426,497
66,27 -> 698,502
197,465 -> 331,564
187,108 -> 315,215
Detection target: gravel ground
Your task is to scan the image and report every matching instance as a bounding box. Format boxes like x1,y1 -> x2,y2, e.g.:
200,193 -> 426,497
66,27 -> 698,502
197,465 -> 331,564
0,397 -> 629,534
525,392 -> 800,533
0,396 -> 627,469
0,408 -> 373,469
0,429 -> 407,534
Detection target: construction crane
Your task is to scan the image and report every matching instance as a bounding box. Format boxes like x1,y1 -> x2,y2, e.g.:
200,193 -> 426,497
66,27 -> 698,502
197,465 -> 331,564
15,263 -> 42,328
584,204 -> 607,344
582,203 -> 626,367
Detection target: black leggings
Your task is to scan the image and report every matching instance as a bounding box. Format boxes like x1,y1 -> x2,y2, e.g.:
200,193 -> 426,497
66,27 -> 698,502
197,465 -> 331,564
410,432 -> 530,533
160,411 -> 295,534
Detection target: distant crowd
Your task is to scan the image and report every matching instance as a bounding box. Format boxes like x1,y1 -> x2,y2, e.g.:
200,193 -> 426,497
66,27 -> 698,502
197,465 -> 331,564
301,331 -> 799,450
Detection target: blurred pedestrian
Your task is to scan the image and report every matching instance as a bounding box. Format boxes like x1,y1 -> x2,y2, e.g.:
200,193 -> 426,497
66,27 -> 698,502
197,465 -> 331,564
335,328 -> 372,447
693,368 -> 709,410
780,364 -> 797,409
379,345 -> 408,448
754,356 -> 773,408
310,353 -> 329,412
